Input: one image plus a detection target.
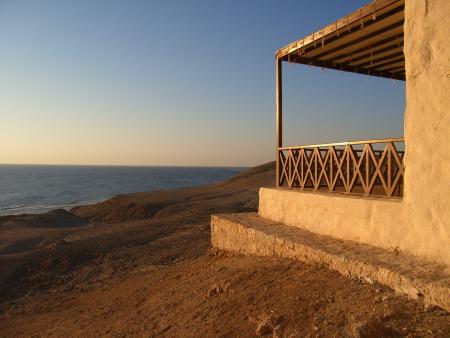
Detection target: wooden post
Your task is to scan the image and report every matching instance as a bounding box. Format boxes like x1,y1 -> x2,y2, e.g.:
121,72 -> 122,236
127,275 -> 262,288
276,58 -> 283,187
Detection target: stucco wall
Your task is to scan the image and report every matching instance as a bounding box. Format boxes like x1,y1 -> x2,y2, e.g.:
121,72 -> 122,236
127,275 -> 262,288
259,188 -> 409,256
259,0 -> 450,266
402,0 -> 450,266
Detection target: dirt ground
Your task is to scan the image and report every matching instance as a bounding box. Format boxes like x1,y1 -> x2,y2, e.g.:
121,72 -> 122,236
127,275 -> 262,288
0,162 -> 449,337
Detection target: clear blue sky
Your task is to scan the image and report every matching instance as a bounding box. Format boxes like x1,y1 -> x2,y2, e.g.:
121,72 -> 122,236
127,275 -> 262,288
0,0 -> 405,166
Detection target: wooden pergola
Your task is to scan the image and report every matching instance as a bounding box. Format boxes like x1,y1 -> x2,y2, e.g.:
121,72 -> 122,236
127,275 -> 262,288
275,0 -> 405,198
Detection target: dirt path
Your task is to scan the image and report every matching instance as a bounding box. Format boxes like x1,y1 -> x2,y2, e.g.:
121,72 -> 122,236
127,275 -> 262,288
1,253 -> 449,337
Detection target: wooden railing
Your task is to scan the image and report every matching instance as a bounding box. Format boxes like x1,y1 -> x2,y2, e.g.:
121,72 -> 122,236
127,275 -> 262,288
277,137 -> 405,198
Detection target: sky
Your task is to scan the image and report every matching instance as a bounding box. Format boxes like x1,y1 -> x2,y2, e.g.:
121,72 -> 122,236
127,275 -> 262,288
0,0 -> 405,167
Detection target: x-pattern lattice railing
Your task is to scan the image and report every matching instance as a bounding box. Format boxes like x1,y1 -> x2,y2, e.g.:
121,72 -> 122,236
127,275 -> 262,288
278,137 -> 405,198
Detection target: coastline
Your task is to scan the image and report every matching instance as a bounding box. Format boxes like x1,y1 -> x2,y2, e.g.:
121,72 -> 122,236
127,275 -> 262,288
0,165 -> 244,217
0,199 -> 104,218
1,161 -> 449,337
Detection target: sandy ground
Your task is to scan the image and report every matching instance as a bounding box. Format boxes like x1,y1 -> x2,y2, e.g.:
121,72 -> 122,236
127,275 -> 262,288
0,162 -> 449,337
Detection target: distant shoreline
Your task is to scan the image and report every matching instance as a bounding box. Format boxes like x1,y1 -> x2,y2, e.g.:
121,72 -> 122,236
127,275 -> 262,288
0,199 -> 105,218
0,165 -> 246,217
0,163 -> 248,169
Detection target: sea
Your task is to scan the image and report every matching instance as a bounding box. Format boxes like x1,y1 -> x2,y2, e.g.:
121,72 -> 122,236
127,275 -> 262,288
0,165 -> 244,216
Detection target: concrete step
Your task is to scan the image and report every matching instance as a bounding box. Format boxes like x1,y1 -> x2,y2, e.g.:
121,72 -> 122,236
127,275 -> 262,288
211,212 -> 450,312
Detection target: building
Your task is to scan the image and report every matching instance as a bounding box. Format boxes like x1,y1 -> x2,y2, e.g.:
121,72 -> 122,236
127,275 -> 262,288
212,0 -> 450,311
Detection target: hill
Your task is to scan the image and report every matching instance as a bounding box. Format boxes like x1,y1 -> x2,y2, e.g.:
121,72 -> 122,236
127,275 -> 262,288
0,162 -> 449,337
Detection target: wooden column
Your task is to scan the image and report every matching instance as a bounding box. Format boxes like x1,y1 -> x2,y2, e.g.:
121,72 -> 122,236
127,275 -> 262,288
275,58 -> 283,187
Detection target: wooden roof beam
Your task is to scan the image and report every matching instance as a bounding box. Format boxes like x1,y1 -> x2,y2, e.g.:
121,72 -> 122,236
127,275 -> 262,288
276,0 -> 404,59
332,41 -> 403,65
375,61 -> 405,72
295,5 -> 404,60
306,20 -> 403,61
387,67 -> 406,74
291,56 -> 405,81
365,56 -> 404,70
276,0 -> 406,81
350,51 -> 404,67
328,34 -> 403,63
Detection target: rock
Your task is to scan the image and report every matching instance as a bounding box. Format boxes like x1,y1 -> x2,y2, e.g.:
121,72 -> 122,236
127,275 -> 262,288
364,276 -> 374,284
207,282 -> 231,298
223,282 -> 231,292
254,314 -> 285,337
62,235 -> 81,244
255,321 -> 272,336
349,319 -> 401,338
350,321 -> 370,338
272,324 -> 286,338
207,285 -> 221,298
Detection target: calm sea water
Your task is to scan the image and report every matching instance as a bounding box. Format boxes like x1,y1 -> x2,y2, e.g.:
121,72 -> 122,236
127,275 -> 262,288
0,165 -> 244,216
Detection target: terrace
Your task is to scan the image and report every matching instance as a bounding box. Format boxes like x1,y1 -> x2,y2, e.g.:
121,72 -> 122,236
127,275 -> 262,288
211,0 -> 450,311
274,0 -> 405,198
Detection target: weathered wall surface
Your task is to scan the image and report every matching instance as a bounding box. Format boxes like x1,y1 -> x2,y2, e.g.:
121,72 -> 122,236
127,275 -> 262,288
259,188 -> 408,255
259,185 -> 448,265
402,0 -> 450,265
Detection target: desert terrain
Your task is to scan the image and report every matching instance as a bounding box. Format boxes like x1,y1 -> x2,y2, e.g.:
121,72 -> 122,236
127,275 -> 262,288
0,162 -> 449,337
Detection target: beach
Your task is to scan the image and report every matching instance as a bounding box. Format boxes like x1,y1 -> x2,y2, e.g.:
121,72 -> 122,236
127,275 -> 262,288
0,162 -> 449,337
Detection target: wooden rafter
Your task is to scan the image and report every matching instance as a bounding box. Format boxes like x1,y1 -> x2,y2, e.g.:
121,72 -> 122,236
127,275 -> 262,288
276,0 -> 405,81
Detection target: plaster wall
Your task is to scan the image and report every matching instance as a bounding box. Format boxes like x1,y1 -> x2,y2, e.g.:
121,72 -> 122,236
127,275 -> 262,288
402,0 -> 450,266
259,188 -> 408,256
259,0 -> 450,266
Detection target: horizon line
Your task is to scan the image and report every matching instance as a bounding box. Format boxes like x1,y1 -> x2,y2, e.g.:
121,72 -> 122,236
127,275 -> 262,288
0,162 -> 252,169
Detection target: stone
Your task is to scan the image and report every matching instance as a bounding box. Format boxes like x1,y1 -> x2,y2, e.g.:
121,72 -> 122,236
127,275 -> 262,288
350,321 -> 370,338
211,213 -> 450,312
206,282 -> 230,298
272,324 -> 286,338
206,285 -> 221,298
255,321 -> 272,336
62,235 -> 81,244
254,314 -> 284,337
